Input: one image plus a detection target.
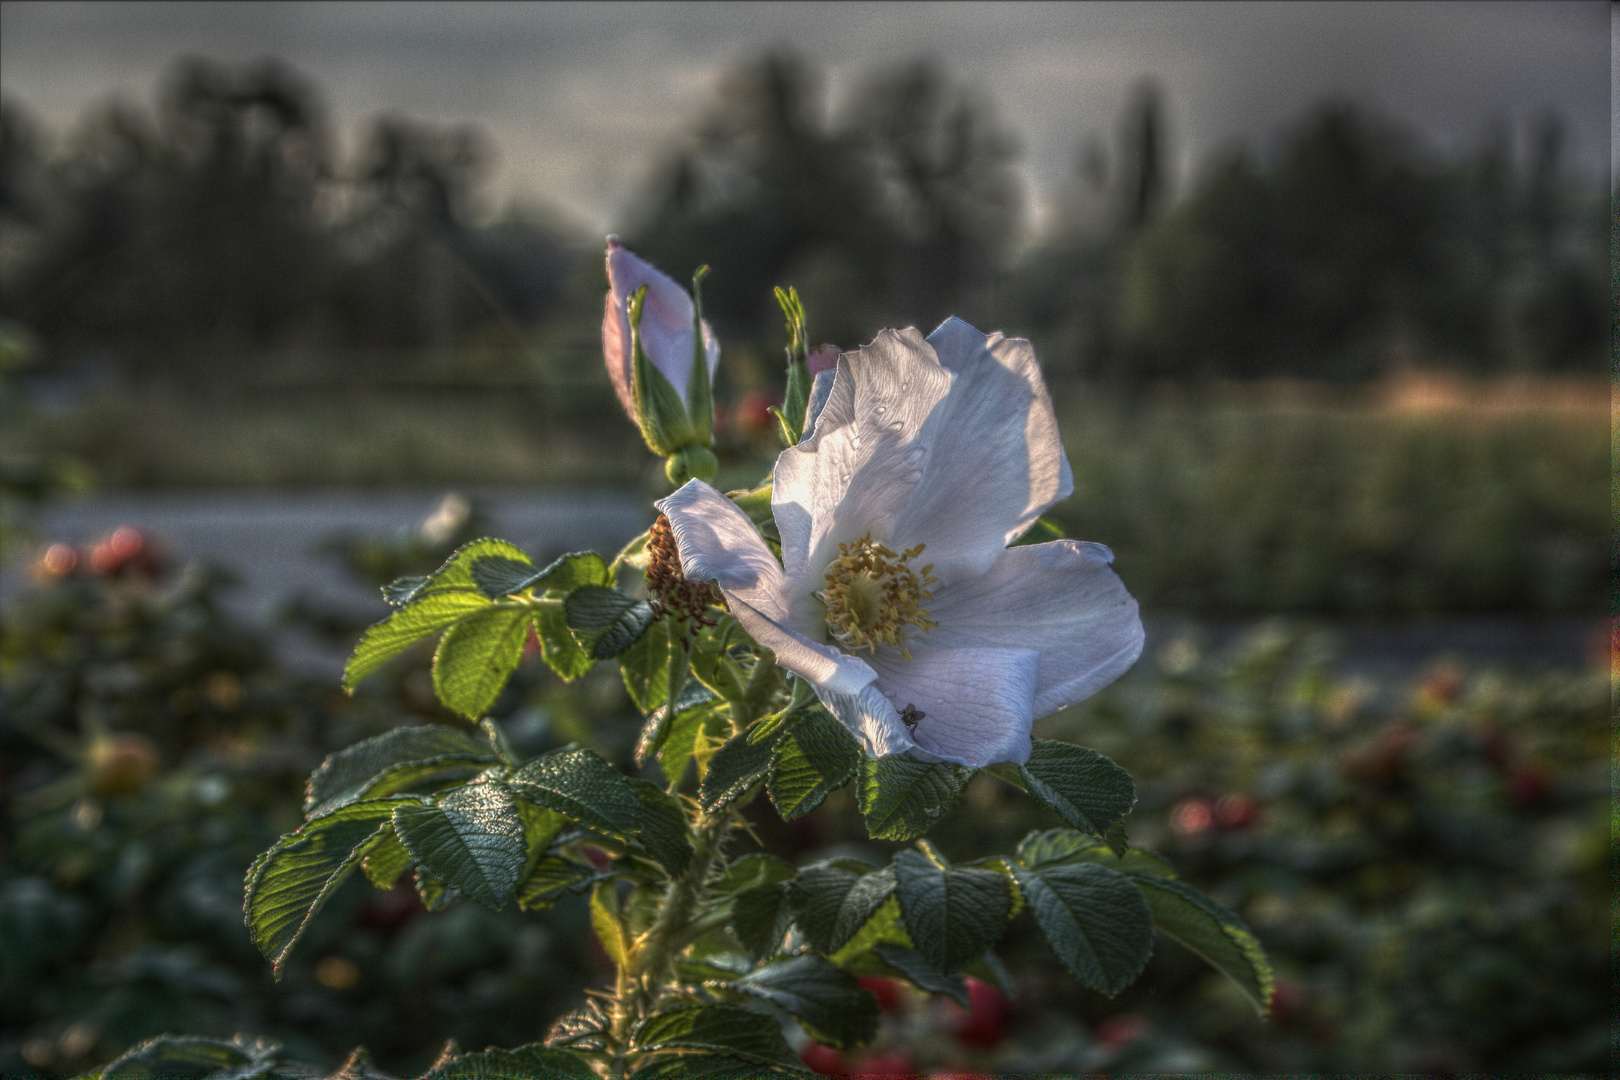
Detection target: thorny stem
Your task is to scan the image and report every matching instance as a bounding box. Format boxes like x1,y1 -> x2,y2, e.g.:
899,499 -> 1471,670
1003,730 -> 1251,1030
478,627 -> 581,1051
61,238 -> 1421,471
604,805 -> 742,1079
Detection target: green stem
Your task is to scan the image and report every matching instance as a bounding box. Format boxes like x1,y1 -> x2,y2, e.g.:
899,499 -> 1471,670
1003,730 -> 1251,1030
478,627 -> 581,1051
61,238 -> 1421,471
604,808 -> 740,1078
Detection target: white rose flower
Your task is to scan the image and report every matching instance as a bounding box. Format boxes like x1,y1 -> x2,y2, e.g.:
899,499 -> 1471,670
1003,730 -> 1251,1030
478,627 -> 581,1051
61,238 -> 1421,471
656,318 -> 1142,768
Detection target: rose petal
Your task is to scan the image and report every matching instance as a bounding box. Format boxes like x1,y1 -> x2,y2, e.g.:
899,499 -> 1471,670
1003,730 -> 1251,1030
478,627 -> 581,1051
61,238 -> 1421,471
813,680 -> 918,759
874,318 -> 1073,584
656,480 -> 885,703
911,540 -> 1143,717
865,646 -> 1041,767
772,328 -> 951,591
603,237 -> 719,416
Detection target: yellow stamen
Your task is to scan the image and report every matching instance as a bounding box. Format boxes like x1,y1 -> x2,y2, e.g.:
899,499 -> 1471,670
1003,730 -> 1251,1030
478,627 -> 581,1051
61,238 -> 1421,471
816,533 -> 938,657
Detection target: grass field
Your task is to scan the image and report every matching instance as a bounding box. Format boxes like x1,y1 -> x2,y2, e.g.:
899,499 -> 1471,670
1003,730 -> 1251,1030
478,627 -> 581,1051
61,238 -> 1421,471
3,373 -> 1606,615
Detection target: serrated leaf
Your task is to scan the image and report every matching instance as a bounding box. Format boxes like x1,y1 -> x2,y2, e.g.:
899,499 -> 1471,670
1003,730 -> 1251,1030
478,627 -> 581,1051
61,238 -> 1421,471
421,538 -> 534,596
1013,863 -> 1154,996
732,881 -> 793,961
392,782 -> 527,909
304,725 -> 497,818
621,615 -> 675,714
768,710 -> 861,819
869,942 -> 969,1007
546,1001 -> 609,1051
638,681 -> 715,766
432,606 -> 533,719
566,586 -> 656,659
1015,828 -> 1174,878
245,798 -> 414,975
420,1042 -> 595,1079
361,830 -> 413,889
98,1035 -> 255,1078
509,745 -> 642,836
519,801 -> 570,877
733,954 -> 880,1049
788,861 -> 893,955
591,881 -> 629,967
382,575 -> 431,606
893,849 -> 1011,974
517,855 -> 598,911
995,740 -> 1136,836
828,893 -> 913,969
700,725 -> 778,813
532,550 -> 614,592
1133,875 -> 1275,1015
658,699 -> 727,786
631,1002 -> 800,1068
534,600 -> 593,681
715,853 -> 797,894
416,868 -> 460,911
858,756 -> 972,841
344,591 -> 492,691
470,555 -> 541,598
629,777 -> 693,876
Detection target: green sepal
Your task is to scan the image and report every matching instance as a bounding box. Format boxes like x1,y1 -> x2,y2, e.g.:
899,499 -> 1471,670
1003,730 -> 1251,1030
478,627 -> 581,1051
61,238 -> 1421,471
628,285 -> 699,456
686,265 -> 714,443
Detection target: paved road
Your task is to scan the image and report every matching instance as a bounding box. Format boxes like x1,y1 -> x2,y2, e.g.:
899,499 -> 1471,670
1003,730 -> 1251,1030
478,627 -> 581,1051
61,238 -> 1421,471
6,490 -> 1602,681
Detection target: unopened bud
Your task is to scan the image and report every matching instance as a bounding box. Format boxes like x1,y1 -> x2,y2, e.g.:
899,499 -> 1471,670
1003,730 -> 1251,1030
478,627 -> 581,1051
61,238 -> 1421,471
664,445 -> 718,486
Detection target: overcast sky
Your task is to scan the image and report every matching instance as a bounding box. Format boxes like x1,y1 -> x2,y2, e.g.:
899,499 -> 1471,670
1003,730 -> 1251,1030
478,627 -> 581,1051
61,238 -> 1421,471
1,1 -> 1609,236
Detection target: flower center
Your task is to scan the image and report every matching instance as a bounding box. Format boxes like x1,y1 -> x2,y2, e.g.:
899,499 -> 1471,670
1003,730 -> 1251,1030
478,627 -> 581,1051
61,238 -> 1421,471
817,533 -> 938,658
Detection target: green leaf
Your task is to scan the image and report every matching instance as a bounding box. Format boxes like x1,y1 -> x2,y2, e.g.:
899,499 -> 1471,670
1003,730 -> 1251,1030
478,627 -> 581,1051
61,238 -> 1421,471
638,681 -> 715,766
858,755 -> 973,841
591,880 -> 629,967
534,600 -> 593,681
992,740 -> 1136,836
566,585 -> 656,659
869,942 -> 969,1007
1010,515 -> 1065,547
733,954 -> 880,1049
245,797 -> 414,975
534,550 -> 614,592
361,830 -> 413,889
416,868 -> 460,911
432,605 -> 534,719
768,710 -> 861,819
621,615 -> 675,714
1133,875 -> 1275,1015
470,555 -> 542,598
516,855 -> 598,911
304,725 -> 497,818
632,1002 -> 800,1068
628,777 -> 694,876
657,699 -> 727,786
892,849 -> 1011,975
787,860 -> 894,955
420,538 -> 535,597
508,745 -> 643,836
715,853 -> 797,894
700,725 -> 778,814
828,893 -> 913,969
344,590 -> 492,691
519,801 -> 570,876
382,574 -> 431,606
392,782 -> 527,909
732,881 -> 793,961
421,1042 -> 595,1079
98,1035 -> 255,1078
1013,863 -> 1154,996
1015,828 -> 1174,878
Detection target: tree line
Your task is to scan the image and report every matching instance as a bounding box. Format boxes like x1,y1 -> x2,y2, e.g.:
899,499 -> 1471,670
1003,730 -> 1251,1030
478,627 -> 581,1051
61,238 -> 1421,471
0,53 -> 1604,392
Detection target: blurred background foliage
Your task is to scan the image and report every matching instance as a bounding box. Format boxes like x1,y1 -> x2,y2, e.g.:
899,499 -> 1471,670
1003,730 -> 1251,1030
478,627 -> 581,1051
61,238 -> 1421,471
0,43 -> 1609,1080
